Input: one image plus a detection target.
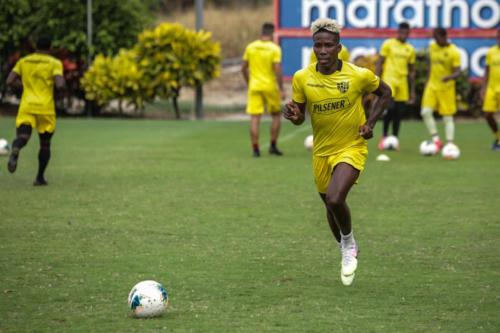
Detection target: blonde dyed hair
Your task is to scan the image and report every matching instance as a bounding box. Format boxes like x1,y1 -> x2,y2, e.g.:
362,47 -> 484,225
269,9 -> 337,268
311,18 -> 342,35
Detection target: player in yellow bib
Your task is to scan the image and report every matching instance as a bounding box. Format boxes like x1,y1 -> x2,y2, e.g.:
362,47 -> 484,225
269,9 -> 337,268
375,22 -> 416,150
6,36 -> 65,185
481,29 -> 500,151
420,28 -> 461,151
242,22 -> 285,157
283,18 -> 392,286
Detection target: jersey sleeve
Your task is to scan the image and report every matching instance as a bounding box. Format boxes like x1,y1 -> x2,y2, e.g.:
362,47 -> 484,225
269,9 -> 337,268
452,47 -> 461,68
379,40 -> 390,57
409,47 -> 416,65
12,59 -> 22,75
53,60 -> 63,76
485,48 -> 492,66
273,46 -> 282,64
291,71 -> 306,104
242,45 -> 249,61
359,67 -> 380,94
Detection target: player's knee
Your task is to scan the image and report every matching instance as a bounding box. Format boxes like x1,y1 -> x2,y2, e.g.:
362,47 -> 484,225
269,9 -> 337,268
325,193 -> 345,208
420,107 -> 433,117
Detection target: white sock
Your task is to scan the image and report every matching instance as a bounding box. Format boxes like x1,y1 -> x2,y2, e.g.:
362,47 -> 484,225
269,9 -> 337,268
443,116 -> 454,142
421,107 -> 438,136
341,230 -> 354,246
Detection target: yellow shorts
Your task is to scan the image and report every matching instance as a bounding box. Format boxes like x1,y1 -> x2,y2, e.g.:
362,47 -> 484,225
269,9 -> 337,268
246,89 -> 281,115
312,146 -> 368,194
16,112 -> 56,133
385,77 -> 409,102
421,86 -> 456,116
483,87 -> 500,113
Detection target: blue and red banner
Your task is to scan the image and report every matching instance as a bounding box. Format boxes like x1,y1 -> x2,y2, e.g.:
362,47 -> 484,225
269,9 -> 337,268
275,0 -> 499,78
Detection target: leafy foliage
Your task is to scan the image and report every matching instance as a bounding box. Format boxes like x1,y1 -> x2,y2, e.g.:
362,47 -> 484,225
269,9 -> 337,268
0,0 -> 151,100
81,23 -> 221,115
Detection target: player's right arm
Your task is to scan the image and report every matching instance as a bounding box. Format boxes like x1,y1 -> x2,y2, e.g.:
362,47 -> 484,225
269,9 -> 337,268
480,65 -> 489,102
283,101 -> 305,125
241,60 -> 249,85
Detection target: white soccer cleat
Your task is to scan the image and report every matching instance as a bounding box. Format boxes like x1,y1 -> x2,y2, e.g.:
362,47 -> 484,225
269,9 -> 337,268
340,272 -> 355,286
341,241 -> 358,277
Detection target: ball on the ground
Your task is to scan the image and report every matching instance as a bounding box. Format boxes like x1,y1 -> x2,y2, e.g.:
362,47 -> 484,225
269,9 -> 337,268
382,135 -> 399,150
0,138 -> 9,156
128,280 -> 169,318
441,143 -> 460,160
304,134 -> 313,151
419,140 -> 438,156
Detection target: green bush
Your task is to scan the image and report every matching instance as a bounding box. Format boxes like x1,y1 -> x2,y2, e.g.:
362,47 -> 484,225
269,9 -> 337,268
81,22 -> 221,117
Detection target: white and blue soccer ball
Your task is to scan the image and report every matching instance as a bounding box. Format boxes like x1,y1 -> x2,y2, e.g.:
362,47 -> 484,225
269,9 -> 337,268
419,140 -> 438,156
441,143 -> 460,160
0,138 -> 9,156
304,134 -> 314,151
382,135 -> 399,150
128,280 -> 169,318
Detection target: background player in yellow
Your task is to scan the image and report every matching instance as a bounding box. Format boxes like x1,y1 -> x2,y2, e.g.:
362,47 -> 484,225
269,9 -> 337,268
6,35 -> 65,185
375,22 -> 416,150
241,22 -> 285,157
480,29 -> 500,151
283,18 -> 392,286
420,28 -> 461,151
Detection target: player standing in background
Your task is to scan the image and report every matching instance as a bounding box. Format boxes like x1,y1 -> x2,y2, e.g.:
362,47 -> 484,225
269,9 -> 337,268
241,22 -> 285,157
283,18 -> 392,286
420,28 -> 461,151
6,35 -> 65,185
376,22 -> 416,150
480,29 -> 500,151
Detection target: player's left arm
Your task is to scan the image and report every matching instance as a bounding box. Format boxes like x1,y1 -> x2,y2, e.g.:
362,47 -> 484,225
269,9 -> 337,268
480,65 -> 490,101
6,71 -> 22,92
360,80 -> 392,139
442,66 -> 461,82
273,62 -> 285,100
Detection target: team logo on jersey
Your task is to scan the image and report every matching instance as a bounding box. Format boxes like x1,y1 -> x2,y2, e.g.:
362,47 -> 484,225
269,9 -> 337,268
337,81 -> 349,93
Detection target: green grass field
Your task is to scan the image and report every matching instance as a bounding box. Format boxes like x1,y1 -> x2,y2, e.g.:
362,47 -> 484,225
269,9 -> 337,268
0,116 -> 499,332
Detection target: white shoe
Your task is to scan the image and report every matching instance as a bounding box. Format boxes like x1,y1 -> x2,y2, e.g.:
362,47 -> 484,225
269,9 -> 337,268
340,272 -> 355,286
341,240 -> 358,277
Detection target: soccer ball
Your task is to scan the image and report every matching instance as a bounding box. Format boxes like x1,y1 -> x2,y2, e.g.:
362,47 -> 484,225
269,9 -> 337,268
441,143 -> 460,160
128,280 -> 169,318
0,138 -> 9,156
304,134 -> 314,151
419,140 -> 438,156
382,135 -> 399,150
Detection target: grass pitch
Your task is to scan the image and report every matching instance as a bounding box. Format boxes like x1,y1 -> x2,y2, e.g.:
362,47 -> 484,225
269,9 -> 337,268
0,116 -> 499,332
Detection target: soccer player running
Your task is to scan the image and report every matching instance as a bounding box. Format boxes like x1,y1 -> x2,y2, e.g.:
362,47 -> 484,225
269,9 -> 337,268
283,18 -> 392,286
420,28 -> 461,151
376,22 -> 416,150
6,35 -> 65,185
480,28 -> 500,151
242,22 -> 285,157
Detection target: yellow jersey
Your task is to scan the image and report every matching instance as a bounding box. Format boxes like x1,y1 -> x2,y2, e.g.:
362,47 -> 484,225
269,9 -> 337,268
309,45 -> 350,64
427,42 -> 461,91
292,61 -> 380,156
13,53 -> 63,115
486,45 -> 500,92
242,40 -> 281,91
379,38 -> 415,82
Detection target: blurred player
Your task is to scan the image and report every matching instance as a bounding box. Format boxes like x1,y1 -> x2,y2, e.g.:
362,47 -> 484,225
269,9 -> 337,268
480,29 -> 500,151
283,18 -> 392,286
6,35 -> 65,185
375,22 -> 416,150
420,28 -> 461,151
241,22 -> 285,157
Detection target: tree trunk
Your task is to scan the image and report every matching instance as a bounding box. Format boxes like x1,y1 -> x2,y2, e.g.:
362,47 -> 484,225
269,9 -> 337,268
172,96 -> 180,119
